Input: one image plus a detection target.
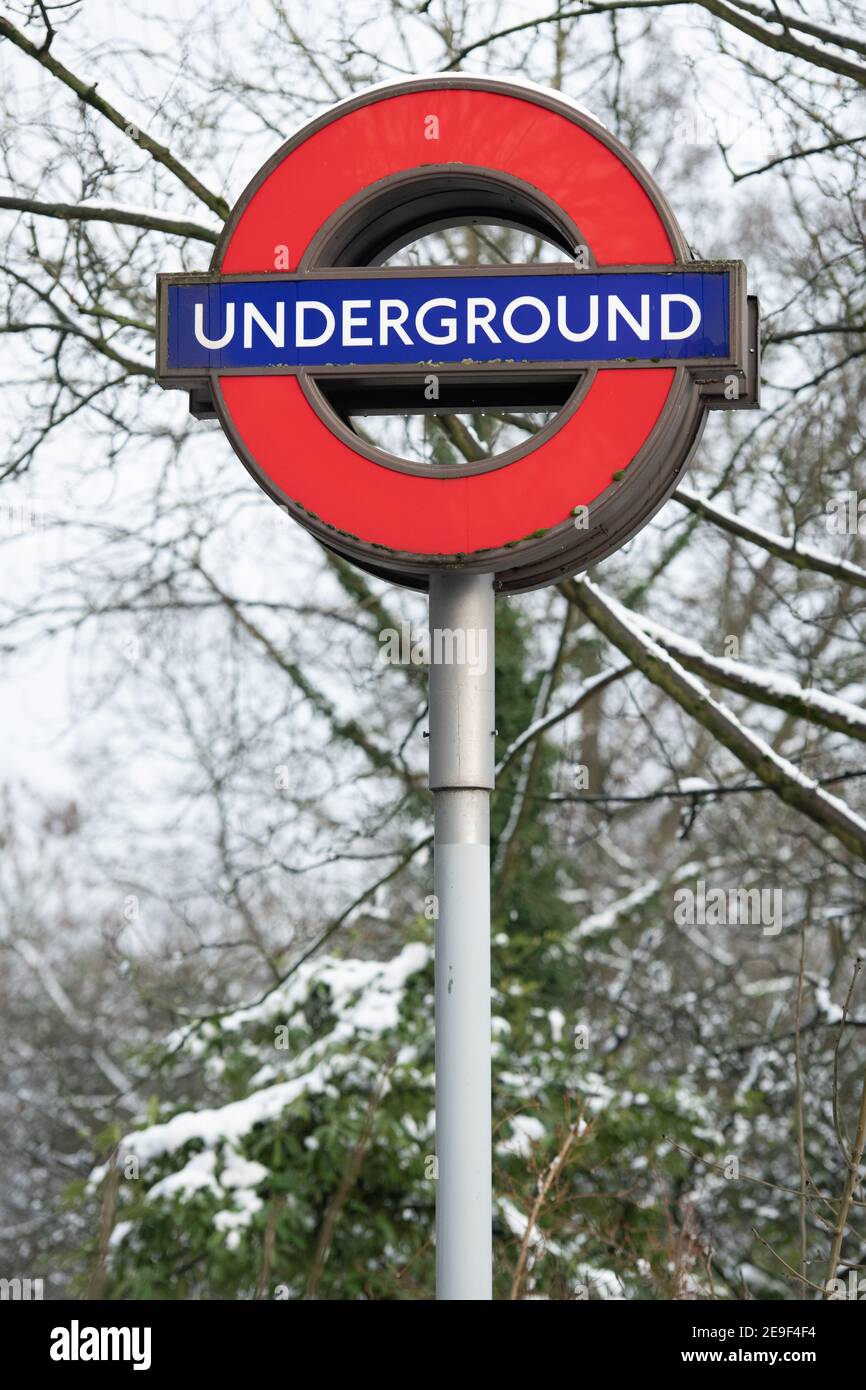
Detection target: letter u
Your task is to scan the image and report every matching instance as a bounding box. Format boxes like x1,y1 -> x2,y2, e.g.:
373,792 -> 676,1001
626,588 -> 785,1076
194,302 -> 235,350
557,294 -> 598,343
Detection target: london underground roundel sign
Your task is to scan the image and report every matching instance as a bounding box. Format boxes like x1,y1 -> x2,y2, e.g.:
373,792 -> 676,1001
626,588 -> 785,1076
157,76 -> 759,593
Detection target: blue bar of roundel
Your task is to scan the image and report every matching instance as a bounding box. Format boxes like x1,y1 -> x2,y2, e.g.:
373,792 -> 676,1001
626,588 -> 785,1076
166,271 -> 730,369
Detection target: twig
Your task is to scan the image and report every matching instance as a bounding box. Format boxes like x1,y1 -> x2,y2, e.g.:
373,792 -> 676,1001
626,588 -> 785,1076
86,1147 -> 120,1299
510,1109 -> 589,1300
255,1195 -> 286,1299
824,960 -> 866,1295
305,1060 -> 394,1298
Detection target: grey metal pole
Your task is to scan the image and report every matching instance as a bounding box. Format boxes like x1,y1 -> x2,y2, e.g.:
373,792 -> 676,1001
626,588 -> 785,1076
428,571 -> 495,1301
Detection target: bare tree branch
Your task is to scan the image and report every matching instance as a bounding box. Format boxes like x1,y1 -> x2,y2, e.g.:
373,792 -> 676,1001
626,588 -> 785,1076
674,486 -> 866,593
439,0 -> 866,84
0,16 -> 230,218
0,194 -> 219,244
562,578 -> 866,861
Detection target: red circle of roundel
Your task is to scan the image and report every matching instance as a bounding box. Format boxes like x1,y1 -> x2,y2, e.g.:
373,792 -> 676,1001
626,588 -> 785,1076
215,81 -> 679,558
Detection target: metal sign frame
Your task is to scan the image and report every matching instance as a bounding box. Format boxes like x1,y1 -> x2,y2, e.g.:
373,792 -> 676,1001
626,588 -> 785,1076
155,75 -> 759,595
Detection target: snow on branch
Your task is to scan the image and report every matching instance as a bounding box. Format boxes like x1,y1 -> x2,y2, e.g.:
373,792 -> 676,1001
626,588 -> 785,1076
675,486 -> 866,592
92,941 -> 430,1176
495,664 -> 631,777
625,608 -> 866,747
562,577 -> 866,861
